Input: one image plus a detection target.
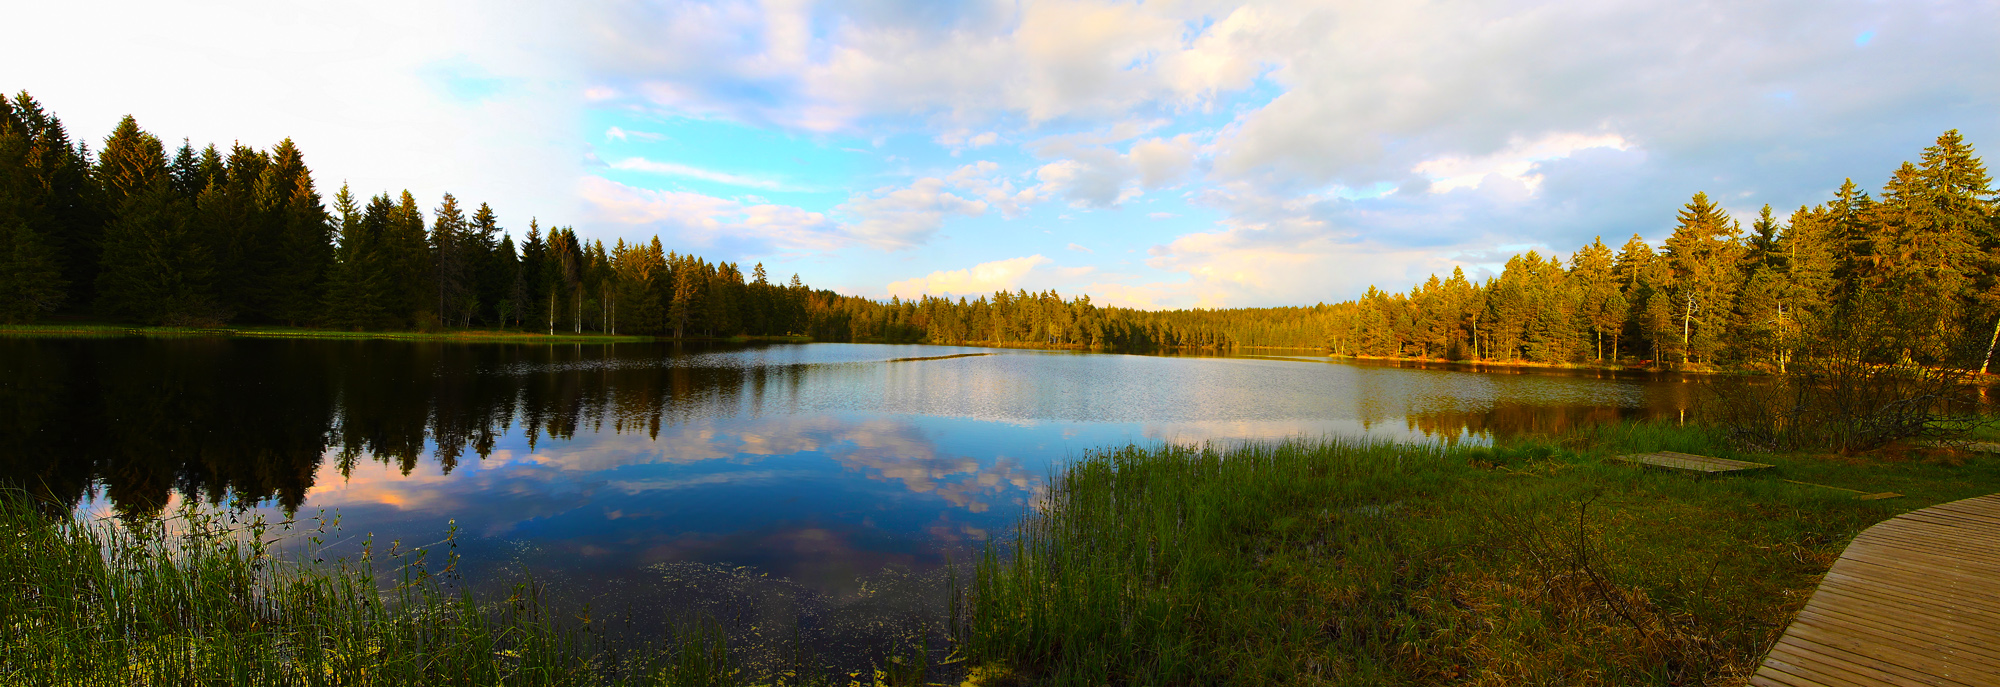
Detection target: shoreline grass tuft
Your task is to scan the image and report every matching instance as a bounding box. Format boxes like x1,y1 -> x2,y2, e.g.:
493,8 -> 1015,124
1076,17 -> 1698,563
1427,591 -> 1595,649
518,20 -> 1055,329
959,426 -> 2000,686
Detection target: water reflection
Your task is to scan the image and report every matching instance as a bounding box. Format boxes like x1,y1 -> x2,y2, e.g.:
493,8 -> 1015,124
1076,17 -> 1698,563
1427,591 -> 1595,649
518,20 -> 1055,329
1,338 -> 1701,602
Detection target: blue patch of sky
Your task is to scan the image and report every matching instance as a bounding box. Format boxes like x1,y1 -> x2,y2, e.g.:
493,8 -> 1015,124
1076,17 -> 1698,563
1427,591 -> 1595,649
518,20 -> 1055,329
1854,30 -> 1875,46
422,57 -> 510,103
587,108 -> 872,209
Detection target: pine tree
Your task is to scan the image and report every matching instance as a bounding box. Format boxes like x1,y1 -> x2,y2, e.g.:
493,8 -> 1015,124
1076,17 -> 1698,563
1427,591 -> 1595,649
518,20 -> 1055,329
1662,192 -> 1744,365
519,221 -> 547,331
5,93 -> 103,311
322,188 -> 392,329
0,216 -> 65,322
430,193 -> 470,327
470,202 -> 504,325
0,94 -> 68,321
382,191 -> 431,327
1570,237 -> 1620,361
261,139 -> 330,325
94,116 -> 218,324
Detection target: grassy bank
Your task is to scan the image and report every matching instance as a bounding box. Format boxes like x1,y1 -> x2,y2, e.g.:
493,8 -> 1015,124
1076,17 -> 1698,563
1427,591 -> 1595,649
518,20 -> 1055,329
0,495 -> 774,686
9,424 -> 1997,685
959,425 -> 2000,686
0,322 -> 814,344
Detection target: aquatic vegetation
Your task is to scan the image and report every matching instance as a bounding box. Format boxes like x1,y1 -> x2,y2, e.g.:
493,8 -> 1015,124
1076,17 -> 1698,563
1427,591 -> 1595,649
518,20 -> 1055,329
960,429 -> 2000,686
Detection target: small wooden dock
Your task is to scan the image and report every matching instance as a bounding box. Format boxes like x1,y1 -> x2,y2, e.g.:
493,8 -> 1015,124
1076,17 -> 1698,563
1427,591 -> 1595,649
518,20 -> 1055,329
1752,493 -> 2000,687
1611,451 -> 1774,473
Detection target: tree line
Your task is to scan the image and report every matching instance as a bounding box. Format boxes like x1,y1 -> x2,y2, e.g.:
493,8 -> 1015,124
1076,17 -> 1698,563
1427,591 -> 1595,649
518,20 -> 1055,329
828,130 -> 1999,371
6,90 -> 1993,369
1318,131 -> 1997,370
0,92 -> 824,337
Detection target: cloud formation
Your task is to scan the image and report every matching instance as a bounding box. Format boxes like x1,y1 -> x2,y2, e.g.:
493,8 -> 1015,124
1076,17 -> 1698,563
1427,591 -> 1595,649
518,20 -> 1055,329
886,255 -> 1054,299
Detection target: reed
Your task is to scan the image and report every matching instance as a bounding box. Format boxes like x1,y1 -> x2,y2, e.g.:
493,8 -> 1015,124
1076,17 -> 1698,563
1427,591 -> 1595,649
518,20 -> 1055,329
960,426 -> 2000,686
0,492 -> 740,686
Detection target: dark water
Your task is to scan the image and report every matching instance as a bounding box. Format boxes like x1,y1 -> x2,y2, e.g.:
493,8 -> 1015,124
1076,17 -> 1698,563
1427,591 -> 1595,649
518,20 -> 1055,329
0,337 -> 1702,663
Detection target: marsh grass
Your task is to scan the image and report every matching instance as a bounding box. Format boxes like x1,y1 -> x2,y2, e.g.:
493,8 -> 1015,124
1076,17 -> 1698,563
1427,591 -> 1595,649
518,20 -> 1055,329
960,426 -> 2000,686
0,492 -> 772,686
0,323 -> 655,343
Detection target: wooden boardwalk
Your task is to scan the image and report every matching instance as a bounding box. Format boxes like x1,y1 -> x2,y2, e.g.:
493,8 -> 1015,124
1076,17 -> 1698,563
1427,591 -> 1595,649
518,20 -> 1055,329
1611,451 -> 1774,473
1752,493 -> 2000,687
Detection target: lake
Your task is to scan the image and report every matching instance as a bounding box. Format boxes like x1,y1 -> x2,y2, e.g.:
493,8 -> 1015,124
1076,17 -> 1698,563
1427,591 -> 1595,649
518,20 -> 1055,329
0,337 -> 1701,662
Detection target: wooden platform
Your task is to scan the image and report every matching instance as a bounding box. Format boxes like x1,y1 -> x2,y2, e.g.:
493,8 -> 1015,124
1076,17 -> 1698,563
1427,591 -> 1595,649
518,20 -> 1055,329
1611,451 -> 1774,473
1926,439 -> 2000,454
1752,493 -> 2000,687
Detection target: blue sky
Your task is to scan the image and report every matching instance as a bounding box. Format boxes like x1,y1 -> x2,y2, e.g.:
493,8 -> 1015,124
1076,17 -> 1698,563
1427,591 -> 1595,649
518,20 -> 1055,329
6,0 -> 1998,307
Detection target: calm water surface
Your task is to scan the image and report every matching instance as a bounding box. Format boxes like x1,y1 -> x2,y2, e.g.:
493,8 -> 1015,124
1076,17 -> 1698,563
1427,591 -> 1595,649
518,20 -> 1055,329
0,338 -> 1701,655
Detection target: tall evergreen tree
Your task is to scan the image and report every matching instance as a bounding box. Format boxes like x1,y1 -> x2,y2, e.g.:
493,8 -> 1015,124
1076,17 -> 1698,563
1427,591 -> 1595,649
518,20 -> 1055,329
0,106 -> 67,321
1570,237 -> 1620,361
4,93 -> 103,310
1662,192 -> 1743,365
430,193 -> 470,326
382,191 -> 431,326
470,202 -> 504,324
94,116 -> 216,324
261,139 -> 330,325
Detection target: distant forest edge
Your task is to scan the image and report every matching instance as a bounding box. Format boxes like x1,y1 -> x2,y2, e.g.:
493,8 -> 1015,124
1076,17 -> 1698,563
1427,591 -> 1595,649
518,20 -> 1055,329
3,91 -> 1996,368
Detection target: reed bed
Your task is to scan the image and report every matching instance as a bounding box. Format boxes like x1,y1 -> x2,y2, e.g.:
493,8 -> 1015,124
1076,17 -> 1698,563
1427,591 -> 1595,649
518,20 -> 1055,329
0,494 -> 740,686
960,428 -> 2000,686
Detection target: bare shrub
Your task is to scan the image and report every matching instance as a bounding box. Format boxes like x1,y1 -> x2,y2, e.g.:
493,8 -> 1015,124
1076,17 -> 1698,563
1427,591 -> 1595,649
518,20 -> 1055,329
1708,296 -> 1993,452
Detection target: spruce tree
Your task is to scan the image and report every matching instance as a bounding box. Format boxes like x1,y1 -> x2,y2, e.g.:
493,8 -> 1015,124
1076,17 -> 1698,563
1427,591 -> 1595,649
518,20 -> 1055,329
519,221 -> 547,331
0,114 -> 67,321
1662,192 -> 1743,365
5,94 -> 103,311
261,139 -> 330,325
95,116 -> 218,324
322,188 -> 393,329
384,191 -> 431,327
430,193 -> 470,326
470,202 -> 503,325
1570,237 -> 1620,361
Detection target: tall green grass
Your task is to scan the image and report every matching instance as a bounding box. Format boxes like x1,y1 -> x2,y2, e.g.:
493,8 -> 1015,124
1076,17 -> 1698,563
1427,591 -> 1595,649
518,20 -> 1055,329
961,428 -> 2000,686
0,493 -> 741,686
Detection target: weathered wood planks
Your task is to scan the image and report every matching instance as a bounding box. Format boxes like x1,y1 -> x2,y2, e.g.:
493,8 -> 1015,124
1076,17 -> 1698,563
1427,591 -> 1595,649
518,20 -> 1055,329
1751,493 -> 2000,687
1611,451 -> 1775,473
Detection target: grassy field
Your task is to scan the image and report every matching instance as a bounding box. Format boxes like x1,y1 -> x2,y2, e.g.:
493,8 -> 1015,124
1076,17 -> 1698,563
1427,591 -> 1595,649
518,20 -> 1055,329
958,424 -> 2000,686
6,423 -> 1996,685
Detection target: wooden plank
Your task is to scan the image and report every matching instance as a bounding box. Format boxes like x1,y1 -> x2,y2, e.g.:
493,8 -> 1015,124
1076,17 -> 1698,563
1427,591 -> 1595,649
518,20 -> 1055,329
1766,639 -> 1965,687
1611,451 -> 1775,473
1770,635 -> 1979,687
1755,493 -> 2000,687
1793,606 -> 2000,665
1817,573 -> 2000,627
1808,584 -> 2000,636
1792,615 -> 2000,672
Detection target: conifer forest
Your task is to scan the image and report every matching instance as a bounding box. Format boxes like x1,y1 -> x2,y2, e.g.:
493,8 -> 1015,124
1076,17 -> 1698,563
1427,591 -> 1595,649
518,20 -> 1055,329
3,90 -> 1996,371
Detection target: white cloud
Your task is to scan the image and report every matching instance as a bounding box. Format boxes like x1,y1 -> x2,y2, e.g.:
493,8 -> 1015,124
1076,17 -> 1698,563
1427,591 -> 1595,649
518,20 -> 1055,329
886,255 -> 1053,298
1065,243 -> 1093,253
1129,135 -> 1198,190
584,1 -> 1279,131
838,176 -> 990,249
578,175 -> 847,253
604,126 -> 667,142
1413,133 -> 1631,193
609,156 -> 812,192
